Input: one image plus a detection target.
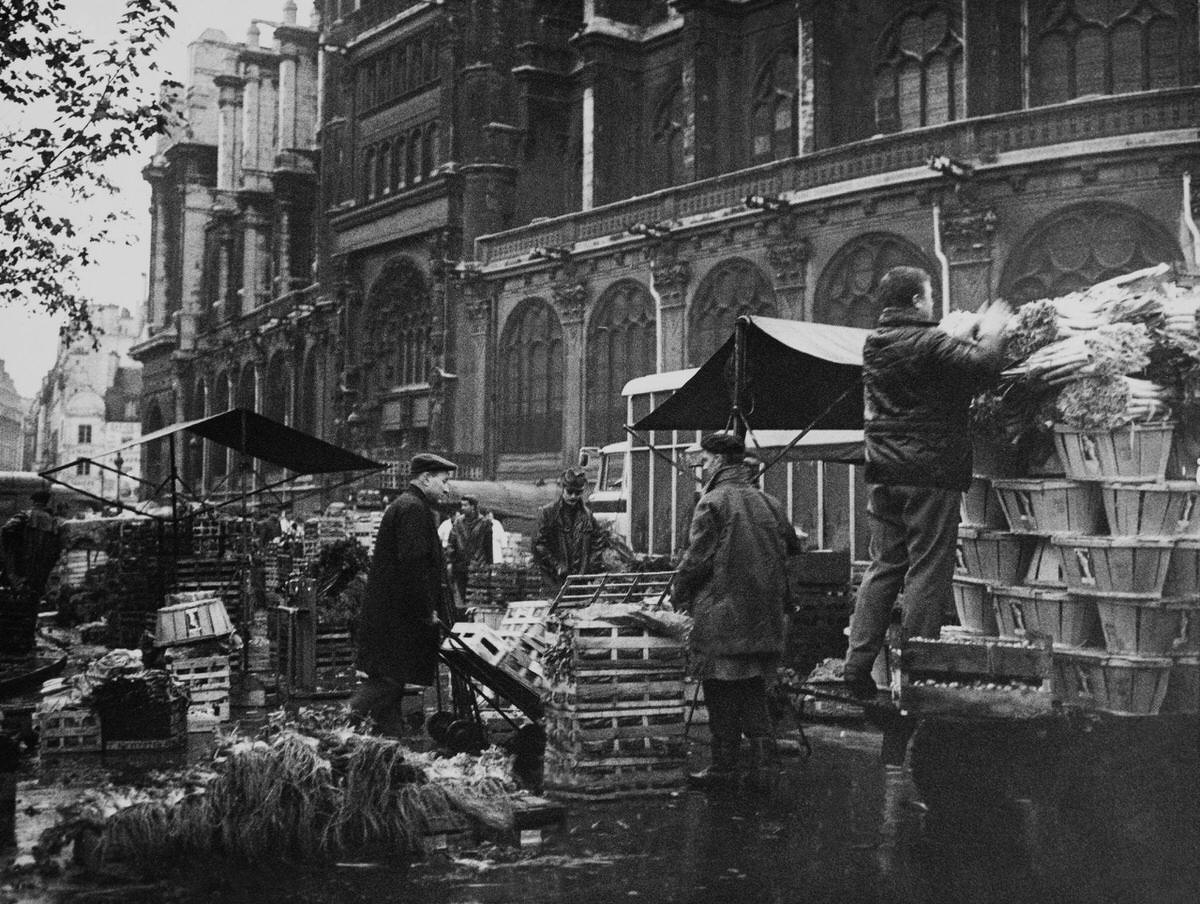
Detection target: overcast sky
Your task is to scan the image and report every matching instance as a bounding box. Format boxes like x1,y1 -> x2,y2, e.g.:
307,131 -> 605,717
0,0 -> 315,400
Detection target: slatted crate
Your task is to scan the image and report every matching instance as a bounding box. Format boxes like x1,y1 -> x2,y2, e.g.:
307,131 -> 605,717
35,705 -> 102,755
551,571 -> 675,609
101,696 -> 188,752
166,654 -> 232,724
543,746 -> 687,796
547,669 -> 685,711
557,618 -> 687,670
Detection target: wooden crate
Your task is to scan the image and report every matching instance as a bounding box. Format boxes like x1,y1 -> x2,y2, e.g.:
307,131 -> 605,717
545,704 -> 687,744
558,618 -> 686,670
551,571 -> 675,609
547,669 -> 685,711
35,705 -> 102,755
543,746 -> 686,796
166,655 -> 232,724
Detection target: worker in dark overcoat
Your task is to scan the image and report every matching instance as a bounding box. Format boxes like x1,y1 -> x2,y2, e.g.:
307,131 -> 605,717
532,467 -> 608,593
350,452 -> 457,733
672,432 -> 800,789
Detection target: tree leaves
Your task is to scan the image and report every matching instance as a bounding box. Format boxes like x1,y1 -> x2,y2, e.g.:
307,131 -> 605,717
0,0 -> 179,343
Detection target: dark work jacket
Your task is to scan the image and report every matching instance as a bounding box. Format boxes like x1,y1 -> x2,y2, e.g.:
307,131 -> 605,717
532,498 -> 606,591
1,507 -> 62,596
863,307 -> 1002,491
356,483 -> 449,685
446,513 -> 493,577
672,465 -> 800,659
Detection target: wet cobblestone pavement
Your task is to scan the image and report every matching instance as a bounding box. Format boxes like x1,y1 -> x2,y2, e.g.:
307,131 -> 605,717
6,718 -> 1199,904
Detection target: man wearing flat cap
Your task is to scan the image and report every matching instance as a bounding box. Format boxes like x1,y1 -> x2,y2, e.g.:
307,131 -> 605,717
533,467 -> 608,593
673,432 -> 800,789
351,452 -> 457,733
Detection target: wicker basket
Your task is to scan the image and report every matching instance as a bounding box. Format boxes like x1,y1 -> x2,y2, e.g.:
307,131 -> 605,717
1052,648 -> 1171,715
1092,591 -> 1196,656
991,584 -> 1099,647
1051,535 -> 1175,596
1100,481 -> 1200,538
956,528 -> 1032,585
991,479 -> 1105,535
960,476 -> 1009,529
951,576 -> 997,635
1053,423 -> 1175,483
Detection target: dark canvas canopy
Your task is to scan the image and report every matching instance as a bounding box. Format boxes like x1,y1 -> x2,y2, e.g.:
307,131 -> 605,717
100,408 -> 383,475
632,316 -> 868,432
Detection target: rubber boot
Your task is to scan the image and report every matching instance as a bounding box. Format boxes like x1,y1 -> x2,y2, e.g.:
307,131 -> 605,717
687,737 -> 739,789
745,737 -> 782,792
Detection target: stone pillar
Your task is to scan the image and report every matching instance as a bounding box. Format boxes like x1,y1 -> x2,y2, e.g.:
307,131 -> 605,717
553,277 -> 589,466
581,82 -> 595,210
242,207 -> 269,311
277,53 -> 298,152
145,167 -> 170,330
650,241 -> 692,373
463,278 -> 495,469
275,203 -> 292,296
796,11 -> 815,155
940,191 -> 998,312
765,220 -> 812,319
215,75 -> 245,191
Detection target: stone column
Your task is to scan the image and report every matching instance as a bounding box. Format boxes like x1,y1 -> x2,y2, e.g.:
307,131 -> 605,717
241,207 -> 269,311
940,191 -> 998,312
215,75 -> 245,191
650,241 -> 692,372
463,277 -> 495,470
552,277 -> 589,466
277,52 -> 298,152
275,203 -> 292,297
144,167 -> 170,330
765,220 -> 812,319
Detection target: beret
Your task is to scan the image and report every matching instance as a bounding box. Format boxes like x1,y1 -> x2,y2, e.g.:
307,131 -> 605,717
700,432 -> 745,456
410,452 -> 458,476
560,467 -> 589,490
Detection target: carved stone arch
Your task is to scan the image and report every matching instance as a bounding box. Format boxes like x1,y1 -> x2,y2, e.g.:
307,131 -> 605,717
585,279 -> 656,445
499,297 -> 564,453
872,2 -> 965,132
1000,202 -> 1182,303
688,258 -> 777,366
264,351 -> 290,425
815,233 -> 938,328
363,256 -> 432,392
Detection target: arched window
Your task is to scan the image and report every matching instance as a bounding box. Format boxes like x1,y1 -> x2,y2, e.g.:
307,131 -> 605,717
688,259 -> 778,366
363,258 -> 432,392
586,281 -> 656,444
363,146 -> 376,201
379,141 -> 392,195
264,354 -> 289,425
499,299 -> 564,453
1030,0 -> 1184,106
1000,203 -> 1182,302
874,3 -> 964,132
407,130 -> 420,185
815,234 -> 938,328
652,84 -> 686,189
751,49 -> 798,163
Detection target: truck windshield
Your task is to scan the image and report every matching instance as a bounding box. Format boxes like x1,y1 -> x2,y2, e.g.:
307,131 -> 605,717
601,453 -> 624,492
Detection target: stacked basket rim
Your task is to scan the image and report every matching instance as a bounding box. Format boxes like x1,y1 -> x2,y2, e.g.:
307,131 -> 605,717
957,421 -> 1200,716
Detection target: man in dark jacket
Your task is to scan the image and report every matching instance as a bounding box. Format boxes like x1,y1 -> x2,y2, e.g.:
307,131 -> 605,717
844,266 -> 1009,698
446,494 -> 493,608
673,432 -> 800,788
1,489 -> 62,599
350,452 -> 457,733
532,468 -> 607,593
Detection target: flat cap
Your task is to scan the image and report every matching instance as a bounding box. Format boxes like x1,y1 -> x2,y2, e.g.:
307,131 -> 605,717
700,432 -> 745,456
560,467 -> 589,490
410,452 -> 458,476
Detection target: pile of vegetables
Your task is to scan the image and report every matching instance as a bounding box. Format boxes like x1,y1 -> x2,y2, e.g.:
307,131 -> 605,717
35,706 -> 521,872
971,264 -> 1200,447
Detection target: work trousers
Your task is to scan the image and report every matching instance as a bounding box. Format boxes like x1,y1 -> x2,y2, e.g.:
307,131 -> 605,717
348,674 -> 413,736
702,676 -> 774,744
845,483 -> 960,681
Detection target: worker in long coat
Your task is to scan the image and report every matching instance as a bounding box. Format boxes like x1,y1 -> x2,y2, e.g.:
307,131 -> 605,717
350,452 -> 456,733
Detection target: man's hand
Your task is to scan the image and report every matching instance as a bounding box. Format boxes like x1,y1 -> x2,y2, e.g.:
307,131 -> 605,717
977,298 -> 1013,340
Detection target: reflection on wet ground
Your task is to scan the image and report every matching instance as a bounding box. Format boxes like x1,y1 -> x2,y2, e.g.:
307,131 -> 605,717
44,718 -> 1194,904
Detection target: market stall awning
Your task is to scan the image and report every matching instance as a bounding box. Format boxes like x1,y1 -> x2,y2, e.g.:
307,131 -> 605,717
632,316 -> 868,432
98,408 -> 384,475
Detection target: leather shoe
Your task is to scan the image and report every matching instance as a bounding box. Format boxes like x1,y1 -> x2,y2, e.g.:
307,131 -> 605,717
844,674 -> 878,701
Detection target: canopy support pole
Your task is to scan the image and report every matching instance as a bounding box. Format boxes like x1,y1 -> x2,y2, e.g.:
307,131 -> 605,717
623,426 -> 695,482
730,317 -> 748,440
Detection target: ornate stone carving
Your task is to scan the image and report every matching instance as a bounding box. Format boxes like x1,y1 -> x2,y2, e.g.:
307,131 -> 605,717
551,278 -> 589,322
650,240 -> 691,308
940,195 -> 998,257
766,236 -> 811,287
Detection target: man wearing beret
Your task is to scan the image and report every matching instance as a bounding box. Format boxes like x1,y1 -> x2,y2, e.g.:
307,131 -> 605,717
351,452 -> 457,733
843,266 -> 1009,699
532,467 -> 608,593
673,432 -> 801,789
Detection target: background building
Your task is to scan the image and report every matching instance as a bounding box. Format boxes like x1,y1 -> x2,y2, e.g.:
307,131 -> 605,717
0,361 -> 28,471
26,305 -> 144,506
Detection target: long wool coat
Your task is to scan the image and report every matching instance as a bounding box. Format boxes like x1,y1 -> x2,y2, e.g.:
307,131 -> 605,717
672,465 -> 800,659
356,483 -> 449,686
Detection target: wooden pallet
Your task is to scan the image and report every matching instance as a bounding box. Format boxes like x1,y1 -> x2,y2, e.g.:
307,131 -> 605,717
36,706 -> 102,754
543,747 -> 686,796
551,571 -> 675,610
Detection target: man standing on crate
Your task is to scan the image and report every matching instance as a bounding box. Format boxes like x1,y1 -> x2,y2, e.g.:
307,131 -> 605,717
843,266 -> 1010,699
532,467 -> 608,594
351,453 -> 457,734
673,432 -> 801,789
446,494 -> 493,610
